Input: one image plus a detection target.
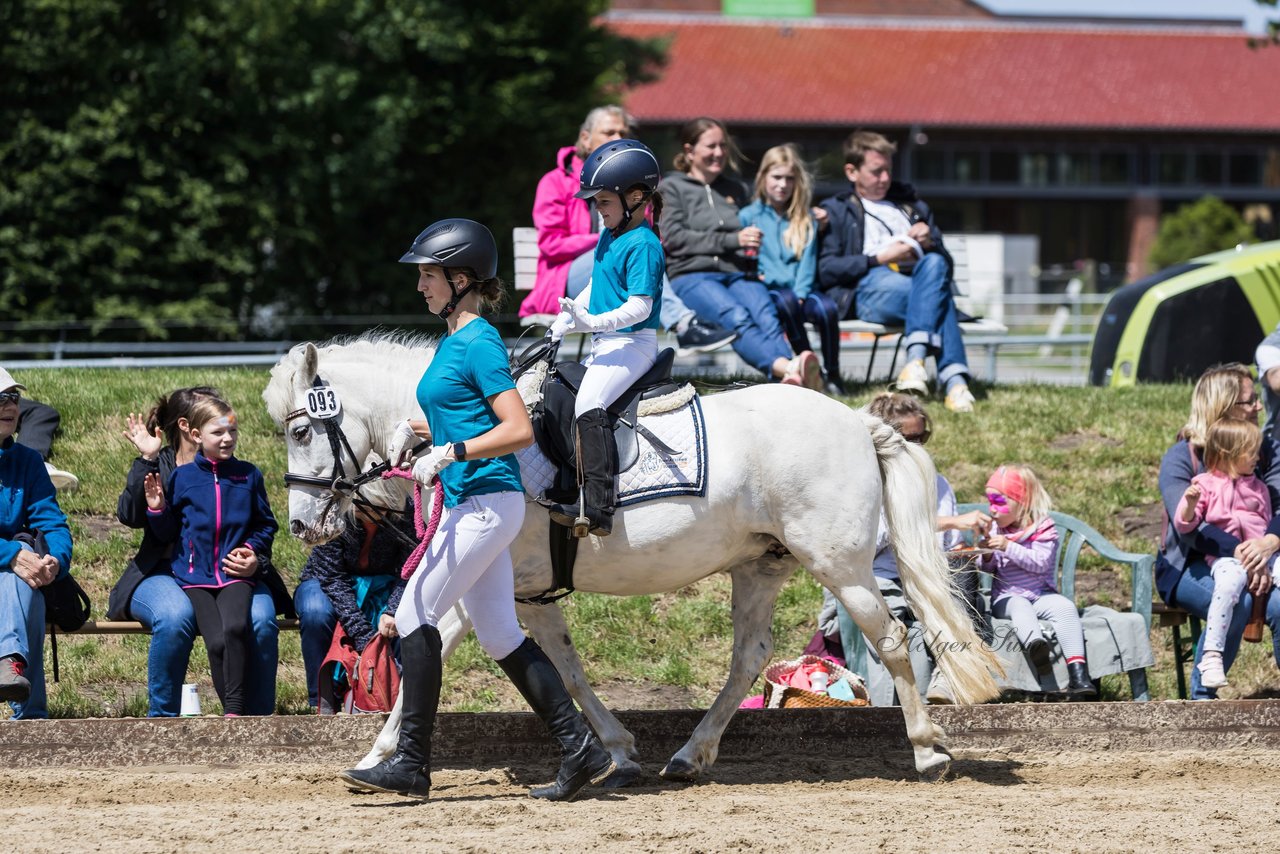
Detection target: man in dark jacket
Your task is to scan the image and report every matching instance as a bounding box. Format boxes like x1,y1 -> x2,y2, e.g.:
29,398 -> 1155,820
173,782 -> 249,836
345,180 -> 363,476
817,130 -> 975,412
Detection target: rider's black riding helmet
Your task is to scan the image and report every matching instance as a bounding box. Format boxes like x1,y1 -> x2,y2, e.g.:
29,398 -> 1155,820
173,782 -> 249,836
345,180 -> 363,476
399,218 -> 498,279
574,139 -> 661,201
399,218 -> 498,319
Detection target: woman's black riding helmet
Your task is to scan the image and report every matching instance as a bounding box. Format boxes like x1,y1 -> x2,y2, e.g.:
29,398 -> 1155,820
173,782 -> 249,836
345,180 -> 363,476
575,139 -> 661,234
399,218 -> 498,319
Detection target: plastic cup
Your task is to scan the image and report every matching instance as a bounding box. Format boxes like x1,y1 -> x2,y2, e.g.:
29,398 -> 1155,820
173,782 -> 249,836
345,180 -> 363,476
180,683 -> 202,717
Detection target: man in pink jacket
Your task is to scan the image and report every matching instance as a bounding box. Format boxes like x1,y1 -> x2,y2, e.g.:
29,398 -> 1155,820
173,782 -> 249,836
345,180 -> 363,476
520,105 -> 735,356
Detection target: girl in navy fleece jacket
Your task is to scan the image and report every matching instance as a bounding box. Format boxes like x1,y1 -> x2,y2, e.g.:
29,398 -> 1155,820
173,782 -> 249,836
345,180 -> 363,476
145,397 -> 276,715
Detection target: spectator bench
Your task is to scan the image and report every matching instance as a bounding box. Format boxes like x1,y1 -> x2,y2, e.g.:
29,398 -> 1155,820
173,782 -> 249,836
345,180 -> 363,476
47,619 -> 300,635
952,504 -> 1154,700
512,227 -> 1008,380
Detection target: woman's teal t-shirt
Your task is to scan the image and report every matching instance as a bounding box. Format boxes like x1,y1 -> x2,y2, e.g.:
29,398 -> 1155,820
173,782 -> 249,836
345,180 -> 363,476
416,319 -> 524,507
587,225 -> 665,332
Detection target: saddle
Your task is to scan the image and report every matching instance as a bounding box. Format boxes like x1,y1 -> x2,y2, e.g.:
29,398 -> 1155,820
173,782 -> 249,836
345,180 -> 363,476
531,347 -> 680,503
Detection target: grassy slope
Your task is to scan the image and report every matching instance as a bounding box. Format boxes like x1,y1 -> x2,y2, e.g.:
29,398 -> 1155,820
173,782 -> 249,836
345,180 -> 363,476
14,367 -> 1278,715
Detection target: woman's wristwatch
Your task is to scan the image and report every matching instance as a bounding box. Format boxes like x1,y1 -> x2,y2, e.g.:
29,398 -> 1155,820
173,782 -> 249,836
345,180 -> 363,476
450,442 -> 467,462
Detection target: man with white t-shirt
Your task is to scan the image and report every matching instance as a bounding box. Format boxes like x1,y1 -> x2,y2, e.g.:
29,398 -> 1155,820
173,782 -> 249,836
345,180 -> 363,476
816,130 -> 975,412
1257,322 -> 1280,441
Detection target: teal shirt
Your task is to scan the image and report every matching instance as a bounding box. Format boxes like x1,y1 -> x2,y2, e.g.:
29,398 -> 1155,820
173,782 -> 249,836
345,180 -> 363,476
416,319 -> 523,507
587,225 -> 664,332
738,199 -> 818,298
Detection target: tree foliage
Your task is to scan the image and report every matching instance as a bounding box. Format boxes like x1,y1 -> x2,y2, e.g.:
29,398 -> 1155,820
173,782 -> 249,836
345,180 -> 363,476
0,0 -> 665,336
1148,196 -> 1256,271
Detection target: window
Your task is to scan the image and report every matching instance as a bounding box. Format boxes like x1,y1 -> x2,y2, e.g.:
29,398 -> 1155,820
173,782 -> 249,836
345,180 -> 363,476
1058,152 -> 1093,185
1021,153 -> 1051,186
954,151 -> 981,183
990,149 -> 1019,183
1099,152 -> 1130,185
915,149 -> 947,182
1156,152 -> 1189,185
1229,153 -> 1261,186
1194,152 -> 1223,185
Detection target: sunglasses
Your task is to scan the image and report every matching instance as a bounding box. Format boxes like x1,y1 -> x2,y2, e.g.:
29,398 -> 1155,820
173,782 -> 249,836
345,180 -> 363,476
0,390 -> 21,406
985,492 -> 1010,507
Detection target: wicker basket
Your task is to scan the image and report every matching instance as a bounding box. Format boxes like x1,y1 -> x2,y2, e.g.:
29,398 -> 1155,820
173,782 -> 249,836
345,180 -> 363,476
762,655 -> 871,709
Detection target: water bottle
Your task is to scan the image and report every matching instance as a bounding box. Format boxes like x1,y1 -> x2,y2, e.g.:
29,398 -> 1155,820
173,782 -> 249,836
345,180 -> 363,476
810,667 -> 829,694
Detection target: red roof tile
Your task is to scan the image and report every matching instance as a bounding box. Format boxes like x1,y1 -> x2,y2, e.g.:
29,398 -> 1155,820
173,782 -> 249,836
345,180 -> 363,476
608,18 -> 1280,131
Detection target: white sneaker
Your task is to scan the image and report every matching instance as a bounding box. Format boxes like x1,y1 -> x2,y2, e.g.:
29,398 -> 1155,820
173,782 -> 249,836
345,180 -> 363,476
1197,651 -> 1228,689
894,359 -> 929,396
944,385 -> 976,414
45,462 -> 80,493
926,668 -> 955,705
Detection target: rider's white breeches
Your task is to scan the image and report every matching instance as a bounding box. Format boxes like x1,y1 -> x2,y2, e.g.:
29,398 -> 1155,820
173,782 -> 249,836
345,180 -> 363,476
574,329 -> 658,418
394,490 -> 527,659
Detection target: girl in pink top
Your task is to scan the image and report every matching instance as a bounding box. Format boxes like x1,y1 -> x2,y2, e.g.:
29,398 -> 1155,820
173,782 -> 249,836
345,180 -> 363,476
981,465 -> 1094,696
1174,419 -> 1277,688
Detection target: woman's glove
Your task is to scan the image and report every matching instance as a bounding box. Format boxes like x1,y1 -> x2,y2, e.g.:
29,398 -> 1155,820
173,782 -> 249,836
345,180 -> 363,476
387,419 -> 419,469
411,445 -> 455,485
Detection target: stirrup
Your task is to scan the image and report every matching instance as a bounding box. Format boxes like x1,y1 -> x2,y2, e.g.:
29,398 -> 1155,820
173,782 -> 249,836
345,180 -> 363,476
572,488 -> 590,539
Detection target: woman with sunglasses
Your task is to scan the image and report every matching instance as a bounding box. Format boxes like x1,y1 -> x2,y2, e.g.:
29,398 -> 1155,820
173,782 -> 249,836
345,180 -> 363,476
1156,363 -> 1280,699
819,392 -> 989,705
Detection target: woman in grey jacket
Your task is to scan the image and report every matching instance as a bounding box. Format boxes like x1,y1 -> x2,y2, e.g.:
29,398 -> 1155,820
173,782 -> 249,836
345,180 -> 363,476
662,117 -> 819,389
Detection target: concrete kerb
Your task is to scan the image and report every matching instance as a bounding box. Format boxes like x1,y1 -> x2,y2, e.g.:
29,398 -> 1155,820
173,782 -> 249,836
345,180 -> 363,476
5,701 -> 1280,769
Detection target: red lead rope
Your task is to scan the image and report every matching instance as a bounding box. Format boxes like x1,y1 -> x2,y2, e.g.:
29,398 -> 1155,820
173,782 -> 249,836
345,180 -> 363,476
381,468 -> 446,580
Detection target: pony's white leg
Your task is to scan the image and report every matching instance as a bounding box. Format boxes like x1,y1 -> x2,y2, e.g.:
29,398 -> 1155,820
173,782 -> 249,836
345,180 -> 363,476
833,582 -> 952,782
515,600 -> 643,787
352,602 -> 473,770
660,556 -> 796,783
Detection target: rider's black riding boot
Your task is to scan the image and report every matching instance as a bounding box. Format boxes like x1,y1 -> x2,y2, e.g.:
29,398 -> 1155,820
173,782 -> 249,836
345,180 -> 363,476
496,637 -> 615,801
548,408 -> 617,537
340,625 -> 441,799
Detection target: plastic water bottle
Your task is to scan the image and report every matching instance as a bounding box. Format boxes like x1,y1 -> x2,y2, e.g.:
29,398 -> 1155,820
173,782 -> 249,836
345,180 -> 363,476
811,667 -> 829,694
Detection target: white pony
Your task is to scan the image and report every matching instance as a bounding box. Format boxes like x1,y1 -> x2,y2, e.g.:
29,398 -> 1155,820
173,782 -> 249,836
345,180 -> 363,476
264,332 -> 1001,784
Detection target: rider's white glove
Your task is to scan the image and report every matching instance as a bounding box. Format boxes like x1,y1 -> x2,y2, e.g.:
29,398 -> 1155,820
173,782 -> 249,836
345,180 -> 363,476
388,420 -> 420,470
556,295 -> 654,335
548,309 -> 575,342
411,445 -> 455,485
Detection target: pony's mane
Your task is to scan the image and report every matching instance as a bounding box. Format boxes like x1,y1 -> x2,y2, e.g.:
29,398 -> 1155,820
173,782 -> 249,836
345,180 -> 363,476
263,328 -> 438,424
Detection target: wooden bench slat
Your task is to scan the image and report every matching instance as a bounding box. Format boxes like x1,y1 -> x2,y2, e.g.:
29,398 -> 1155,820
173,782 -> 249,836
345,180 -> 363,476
49,619 -> 301,636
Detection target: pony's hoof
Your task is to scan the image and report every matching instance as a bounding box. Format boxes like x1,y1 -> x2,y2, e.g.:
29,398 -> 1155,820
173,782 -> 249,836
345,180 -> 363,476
916,747 -> 953,783
600,761 -> 643,789
659,757 -> 700,783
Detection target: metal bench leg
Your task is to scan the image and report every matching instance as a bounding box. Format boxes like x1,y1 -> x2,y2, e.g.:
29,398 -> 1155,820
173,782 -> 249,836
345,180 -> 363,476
1171,623 -> 1188,700
864,336 -> 882,384
886,335 -> 904,382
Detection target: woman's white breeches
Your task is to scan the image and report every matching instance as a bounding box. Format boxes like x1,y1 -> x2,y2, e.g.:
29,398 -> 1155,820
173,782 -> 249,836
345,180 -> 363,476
394,490 -> 527,659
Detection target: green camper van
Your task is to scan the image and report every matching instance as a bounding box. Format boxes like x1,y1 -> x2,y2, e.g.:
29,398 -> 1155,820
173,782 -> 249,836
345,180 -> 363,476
1089,241 -> 1280,387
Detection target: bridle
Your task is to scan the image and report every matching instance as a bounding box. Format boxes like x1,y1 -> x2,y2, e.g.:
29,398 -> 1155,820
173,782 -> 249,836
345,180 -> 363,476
281,375 -> 427,549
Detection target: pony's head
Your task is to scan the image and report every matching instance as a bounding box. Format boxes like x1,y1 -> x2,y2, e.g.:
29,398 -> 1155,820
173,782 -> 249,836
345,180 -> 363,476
265,332 -> 437,544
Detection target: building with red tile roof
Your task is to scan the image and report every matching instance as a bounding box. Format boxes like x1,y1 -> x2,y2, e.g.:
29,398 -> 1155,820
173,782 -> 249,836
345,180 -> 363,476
605,4 -> 1280,279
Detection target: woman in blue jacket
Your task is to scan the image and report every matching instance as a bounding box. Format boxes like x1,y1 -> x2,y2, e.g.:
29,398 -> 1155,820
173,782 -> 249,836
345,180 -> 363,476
739,144 -> 844,395
144,396 -> 277,716
0,367 -> 73,717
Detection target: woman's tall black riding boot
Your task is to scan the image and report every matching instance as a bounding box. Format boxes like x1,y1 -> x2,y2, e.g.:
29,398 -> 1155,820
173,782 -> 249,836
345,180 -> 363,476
548,408 -> 617,537
497,637 -> 615,801
340,625 -> 441,799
